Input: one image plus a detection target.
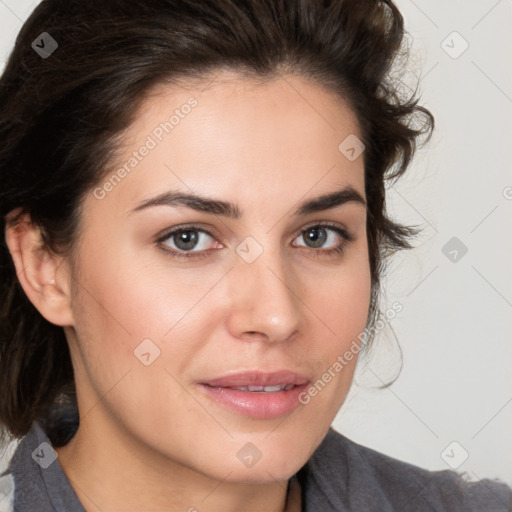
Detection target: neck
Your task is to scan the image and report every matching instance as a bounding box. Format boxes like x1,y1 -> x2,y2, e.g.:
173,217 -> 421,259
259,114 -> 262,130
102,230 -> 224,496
54,413 -> 301,512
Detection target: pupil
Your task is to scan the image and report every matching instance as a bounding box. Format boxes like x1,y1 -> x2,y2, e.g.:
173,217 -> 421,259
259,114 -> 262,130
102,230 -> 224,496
174,230 -> 198,250
305,227 -> 326,248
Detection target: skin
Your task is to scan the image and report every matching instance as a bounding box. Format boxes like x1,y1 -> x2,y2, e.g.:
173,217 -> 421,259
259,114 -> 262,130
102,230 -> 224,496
6,71 -> 371,512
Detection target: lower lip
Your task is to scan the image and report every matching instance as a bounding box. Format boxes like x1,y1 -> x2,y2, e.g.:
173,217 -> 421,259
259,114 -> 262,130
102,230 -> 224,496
197,383 -> 309,419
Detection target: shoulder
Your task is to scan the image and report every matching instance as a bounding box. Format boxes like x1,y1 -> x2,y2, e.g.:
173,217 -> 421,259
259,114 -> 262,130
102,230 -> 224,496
297,427 -> 512,512
0,422 -> 85,512
0,431 -> 20,512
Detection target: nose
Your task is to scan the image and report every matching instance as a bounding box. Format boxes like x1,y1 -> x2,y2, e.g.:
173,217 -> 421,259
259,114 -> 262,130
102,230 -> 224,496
225,250 -> 303,344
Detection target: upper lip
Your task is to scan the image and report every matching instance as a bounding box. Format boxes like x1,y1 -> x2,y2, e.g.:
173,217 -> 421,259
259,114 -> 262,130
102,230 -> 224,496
201,370 -> 310,388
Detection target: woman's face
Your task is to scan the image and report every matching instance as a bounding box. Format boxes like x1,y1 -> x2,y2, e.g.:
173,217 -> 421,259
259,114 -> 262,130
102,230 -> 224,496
64,71 -> 371,482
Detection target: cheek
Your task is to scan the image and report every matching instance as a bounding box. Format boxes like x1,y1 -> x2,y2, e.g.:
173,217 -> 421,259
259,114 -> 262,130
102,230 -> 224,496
306,250 -> 372,340
315,271 -> 371,331
299,253 -> 372,403
68,252 -> 218,437
69,241 -> 230,382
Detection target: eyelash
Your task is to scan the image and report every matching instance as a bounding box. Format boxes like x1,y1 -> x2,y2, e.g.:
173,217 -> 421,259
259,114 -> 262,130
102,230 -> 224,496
155,222 -> 354,260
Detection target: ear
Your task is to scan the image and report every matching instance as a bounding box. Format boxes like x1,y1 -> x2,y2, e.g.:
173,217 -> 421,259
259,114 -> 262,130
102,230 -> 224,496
4,209 -> 75,326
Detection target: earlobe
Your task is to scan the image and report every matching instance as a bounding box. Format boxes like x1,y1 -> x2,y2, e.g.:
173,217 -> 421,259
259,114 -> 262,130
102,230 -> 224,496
4,210 -> 75,327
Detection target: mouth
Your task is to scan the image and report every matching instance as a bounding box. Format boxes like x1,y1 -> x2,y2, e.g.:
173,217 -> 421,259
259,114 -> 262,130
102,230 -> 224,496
200,370 -> 310,388
197,370 -> 311,419
216,383 -> 296,392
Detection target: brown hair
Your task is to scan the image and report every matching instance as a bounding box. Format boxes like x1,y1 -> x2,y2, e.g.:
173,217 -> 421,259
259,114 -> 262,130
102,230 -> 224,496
0,0 -> 433,445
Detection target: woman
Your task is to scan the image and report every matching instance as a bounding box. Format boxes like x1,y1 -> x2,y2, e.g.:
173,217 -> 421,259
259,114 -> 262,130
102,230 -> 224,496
0,1 -> 510,511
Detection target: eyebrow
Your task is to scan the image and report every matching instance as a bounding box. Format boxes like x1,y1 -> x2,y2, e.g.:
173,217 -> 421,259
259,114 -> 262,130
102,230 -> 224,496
129,185 -> 366,218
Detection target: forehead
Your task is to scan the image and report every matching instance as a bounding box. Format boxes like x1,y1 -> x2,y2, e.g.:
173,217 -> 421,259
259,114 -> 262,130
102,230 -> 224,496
92,71 -> 365,217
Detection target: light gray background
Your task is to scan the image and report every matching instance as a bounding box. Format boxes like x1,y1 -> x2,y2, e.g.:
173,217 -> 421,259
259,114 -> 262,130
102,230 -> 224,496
1,0 -> 511,484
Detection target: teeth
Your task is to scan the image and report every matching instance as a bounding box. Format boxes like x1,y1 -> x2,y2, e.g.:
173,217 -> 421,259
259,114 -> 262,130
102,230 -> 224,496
229,384 -> 295,392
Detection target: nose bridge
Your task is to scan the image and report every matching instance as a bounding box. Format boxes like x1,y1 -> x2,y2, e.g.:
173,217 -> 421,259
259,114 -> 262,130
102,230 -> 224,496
226,242 -> 302,342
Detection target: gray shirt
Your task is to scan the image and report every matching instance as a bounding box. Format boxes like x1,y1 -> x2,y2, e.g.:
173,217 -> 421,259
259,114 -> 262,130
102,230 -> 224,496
1,422 -> 511,511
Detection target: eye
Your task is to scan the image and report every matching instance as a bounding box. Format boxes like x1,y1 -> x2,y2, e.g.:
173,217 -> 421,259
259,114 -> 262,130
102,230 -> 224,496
292,223 -> 353,255
157,226 -> 220,259
156,222 -> 354,260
